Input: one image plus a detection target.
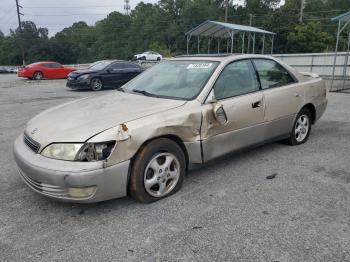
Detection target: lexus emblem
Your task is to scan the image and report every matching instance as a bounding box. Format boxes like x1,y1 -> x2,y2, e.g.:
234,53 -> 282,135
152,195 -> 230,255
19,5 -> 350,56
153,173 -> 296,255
30,128 -> 38,135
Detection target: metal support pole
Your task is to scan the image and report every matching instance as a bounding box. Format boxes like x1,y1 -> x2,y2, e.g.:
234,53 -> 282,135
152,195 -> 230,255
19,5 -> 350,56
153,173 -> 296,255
271,35 -> 274,54
262,34 -> 265,54
310,54 -> 314,73
186,35 -> 191,55
217,38 -> 220,54
208,38 -> 211,54
227,38 -> 229,53
252,33 -> 256,54
197,37 -> 200,54
230,31 -> 234,54
331,20 -> 341,91
247,14 -> 253,53
242,32 -> 245,54
342,32 -> 350,90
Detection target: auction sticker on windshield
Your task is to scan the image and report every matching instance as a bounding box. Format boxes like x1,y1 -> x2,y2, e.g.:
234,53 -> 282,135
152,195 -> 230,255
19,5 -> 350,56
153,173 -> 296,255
187,63 -> 213,69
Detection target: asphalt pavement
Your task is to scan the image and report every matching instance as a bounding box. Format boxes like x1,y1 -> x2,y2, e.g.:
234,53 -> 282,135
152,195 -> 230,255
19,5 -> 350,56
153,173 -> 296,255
0,74 -> 349,261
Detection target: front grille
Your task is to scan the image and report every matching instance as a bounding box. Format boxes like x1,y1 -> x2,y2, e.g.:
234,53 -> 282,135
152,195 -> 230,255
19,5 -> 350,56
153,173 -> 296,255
19,170 -> 68,197
23,133 -> 40,153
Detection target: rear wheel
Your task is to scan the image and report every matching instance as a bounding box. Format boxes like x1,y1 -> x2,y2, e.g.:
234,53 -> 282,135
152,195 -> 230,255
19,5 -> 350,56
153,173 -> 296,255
129,138 -> 186,203
32,71 -> 43,80
90,78 -> 103,91
287,108 -> 312,145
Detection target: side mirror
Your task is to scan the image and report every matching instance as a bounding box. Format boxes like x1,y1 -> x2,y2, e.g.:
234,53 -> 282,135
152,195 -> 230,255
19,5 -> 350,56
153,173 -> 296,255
206,89 -> 227,125
213,104 -> 228,125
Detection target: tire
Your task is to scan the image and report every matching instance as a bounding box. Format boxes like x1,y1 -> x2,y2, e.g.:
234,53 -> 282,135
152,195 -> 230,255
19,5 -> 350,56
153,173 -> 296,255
287,108 -> 312,145
90,78 -> 103,91
157,57 -> 161,61
141,56 -> 146,60
129,138 -> 186,203
32,71 -> 43,80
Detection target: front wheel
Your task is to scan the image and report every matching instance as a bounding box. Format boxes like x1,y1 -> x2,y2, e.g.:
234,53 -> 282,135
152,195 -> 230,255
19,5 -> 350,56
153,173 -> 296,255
129,138 -> 186,203
90,78 -> 103,91
157,57 -> 161,61
287,108 -> 312,145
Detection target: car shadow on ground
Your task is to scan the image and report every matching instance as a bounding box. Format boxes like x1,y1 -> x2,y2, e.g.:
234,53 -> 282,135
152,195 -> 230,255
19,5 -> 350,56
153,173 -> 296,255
33,140 -> 287,216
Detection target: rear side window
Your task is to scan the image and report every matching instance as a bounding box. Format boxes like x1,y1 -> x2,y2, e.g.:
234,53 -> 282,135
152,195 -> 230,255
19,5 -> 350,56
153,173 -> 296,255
51,63 -> 61,68
108,63 -> 123,70
213,60 -> 260,100
124,63 -> 140,69
253,59 -> 295,89
41,63 -> 51,68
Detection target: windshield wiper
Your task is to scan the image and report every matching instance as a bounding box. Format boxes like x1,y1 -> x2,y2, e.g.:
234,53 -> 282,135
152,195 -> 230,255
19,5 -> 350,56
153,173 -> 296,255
116,86 -> 125,92
132,89 -> 159,97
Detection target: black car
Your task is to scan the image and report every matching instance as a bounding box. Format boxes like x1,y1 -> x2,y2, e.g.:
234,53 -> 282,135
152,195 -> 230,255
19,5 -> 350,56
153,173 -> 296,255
67,60 -> 143,91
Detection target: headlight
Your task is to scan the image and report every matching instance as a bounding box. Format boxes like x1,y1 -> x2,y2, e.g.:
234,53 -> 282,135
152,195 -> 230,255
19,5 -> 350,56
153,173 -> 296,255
78,74 -> 89,80
41,143 -> 83,161
41,141 -> 115,161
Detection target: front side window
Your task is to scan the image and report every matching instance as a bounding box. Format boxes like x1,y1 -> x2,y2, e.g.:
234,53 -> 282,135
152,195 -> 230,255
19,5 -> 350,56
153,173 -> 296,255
123,60 -> 219,100
89,61 -> 113,71
213,60 -> 260,100
253,59 -> 295,89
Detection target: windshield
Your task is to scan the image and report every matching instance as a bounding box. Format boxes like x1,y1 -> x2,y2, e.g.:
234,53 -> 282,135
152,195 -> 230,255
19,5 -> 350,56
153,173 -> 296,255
89,61 -> 113,71
123,60 -> 219,100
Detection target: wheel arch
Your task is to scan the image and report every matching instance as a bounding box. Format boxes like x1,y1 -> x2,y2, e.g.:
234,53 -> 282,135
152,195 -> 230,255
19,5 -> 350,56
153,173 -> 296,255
32,71 -> 43,79
131,134 -> 189,169
301,103 -> 316,124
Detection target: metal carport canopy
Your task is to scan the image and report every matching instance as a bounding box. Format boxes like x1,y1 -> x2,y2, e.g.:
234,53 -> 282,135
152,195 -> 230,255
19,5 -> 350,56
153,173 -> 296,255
185,20 -> 275,55
330,11 -> 350,91
185,20 -> 275,38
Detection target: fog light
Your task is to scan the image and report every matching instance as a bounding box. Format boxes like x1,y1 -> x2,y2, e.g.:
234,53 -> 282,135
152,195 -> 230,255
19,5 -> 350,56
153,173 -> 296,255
67,186 -> 97,198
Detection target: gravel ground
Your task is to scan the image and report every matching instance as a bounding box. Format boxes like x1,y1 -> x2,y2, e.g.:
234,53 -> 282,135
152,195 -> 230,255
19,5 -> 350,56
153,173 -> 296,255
0,74 -> 349,262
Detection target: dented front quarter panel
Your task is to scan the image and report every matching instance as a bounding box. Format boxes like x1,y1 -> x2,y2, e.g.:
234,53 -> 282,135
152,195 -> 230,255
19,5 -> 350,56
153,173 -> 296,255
92,100 -> 204,167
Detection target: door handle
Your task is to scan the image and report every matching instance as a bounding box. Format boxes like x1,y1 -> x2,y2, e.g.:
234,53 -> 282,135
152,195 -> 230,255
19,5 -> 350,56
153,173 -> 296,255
295,93 -> 300,98
252,100 -> 261,108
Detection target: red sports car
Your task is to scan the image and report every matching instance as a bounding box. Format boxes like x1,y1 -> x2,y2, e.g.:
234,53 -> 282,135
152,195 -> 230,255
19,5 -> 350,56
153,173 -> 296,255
17,61 -> 76,80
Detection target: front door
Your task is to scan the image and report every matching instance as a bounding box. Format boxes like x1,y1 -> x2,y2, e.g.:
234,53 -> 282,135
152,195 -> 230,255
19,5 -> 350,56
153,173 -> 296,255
201,59 -> 265,162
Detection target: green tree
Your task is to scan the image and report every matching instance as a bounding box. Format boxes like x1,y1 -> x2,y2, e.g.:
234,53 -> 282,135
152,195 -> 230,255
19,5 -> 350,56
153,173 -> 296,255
287,22 -> 333,53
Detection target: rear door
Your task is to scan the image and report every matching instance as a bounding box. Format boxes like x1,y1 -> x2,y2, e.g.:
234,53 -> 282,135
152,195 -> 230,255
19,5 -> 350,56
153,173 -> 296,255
123,62 -> 141,82
201,59 -> 265,161
252,59 -> 304,139
103,62 -> 124,87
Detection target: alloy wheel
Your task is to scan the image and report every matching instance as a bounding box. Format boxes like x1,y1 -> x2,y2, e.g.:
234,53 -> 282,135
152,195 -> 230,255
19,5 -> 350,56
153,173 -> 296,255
143,153 -> 180,198
295,114 -> 310,142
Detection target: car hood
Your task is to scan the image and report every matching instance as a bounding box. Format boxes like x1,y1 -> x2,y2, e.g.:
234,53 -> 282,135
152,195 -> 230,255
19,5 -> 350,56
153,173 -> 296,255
25,92 -> 186,147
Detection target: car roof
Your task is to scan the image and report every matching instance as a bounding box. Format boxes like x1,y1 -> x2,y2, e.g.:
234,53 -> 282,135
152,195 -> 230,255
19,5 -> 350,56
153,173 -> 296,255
171,54 -> 278,62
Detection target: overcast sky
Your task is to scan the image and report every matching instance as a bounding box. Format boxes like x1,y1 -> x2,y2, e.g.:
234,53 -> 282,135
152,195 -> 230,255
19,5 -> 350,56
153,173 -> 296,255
0,0 -> 158,36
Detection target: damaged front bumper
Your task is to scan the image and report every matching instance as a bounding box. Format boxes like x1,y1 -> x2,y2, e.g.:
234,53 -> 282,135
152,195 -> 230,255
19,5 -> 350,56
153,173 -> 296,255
13,135 -> 130,203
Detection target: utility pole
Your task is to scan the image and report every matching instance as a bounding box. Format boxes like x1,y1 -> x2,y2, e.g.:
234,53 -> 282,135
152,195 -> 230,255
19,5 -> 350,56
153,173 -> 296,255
299,0 -> 305,23
15,0 -> 25,65
124,0 -> 131,15
224,0 -> 228,22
